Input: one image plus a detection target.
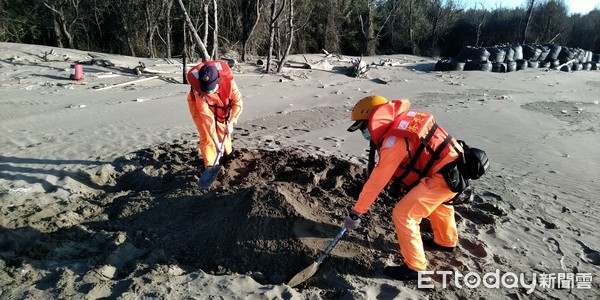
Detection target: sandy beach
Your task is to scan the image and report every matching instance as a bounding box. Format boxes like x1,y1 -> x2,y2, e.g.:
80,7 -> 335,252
0,42 -> 599,299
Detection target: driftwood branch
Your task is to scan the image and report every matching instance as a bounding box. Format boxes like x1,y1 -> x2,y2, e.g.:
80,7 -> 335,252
548,33 -> 561,44
133,61 -> 171,75
556,59 -> 576,71
93,76 -> 160,91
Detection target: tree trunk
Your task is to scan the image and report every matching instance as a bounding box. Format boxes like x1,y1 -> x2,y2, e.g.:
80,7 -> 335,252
183,22 -> 188,84
145,4 -> 156,57
277,0 -> 294,73
52,16 -> 64,48
266,0 -> 286,73
428,0 -> 455,56
409,0 -> 417,54
276,25 -> 281,59
165,0 -> 173,58
60,13 -> 74,49
429,0 -> 441,55
241,0 -> 261,62
323,0 -> 339,53
122,14 -> 136,57
211,0 -> 218,59
203,1 -> 209,46
365,1 -> 375,55
176,0 -> 211,61
521,0 -> 535,44
43,1 -> 74,49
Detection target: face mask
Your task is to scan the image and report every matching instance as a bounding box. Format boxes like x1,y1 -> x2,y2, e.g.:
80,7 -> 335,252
206,86 -> 218,94
361,127 -> 371,140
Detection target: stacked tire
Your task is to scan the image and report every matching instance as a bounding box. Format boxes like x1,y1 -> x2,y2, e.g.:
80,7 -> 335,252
592,54 -> 600,70
553,46 -> 597,72
435,46 -> 491,72
488,47 -> 507,73
434,59 -> 465,71
457,46 -> 492,71
435,44 -> 599,73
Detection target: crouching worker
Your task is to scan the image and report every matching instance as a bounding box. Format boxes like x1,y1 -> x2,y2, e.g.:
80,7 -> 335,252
344,95 -> 467,281
186,60 -> 243,170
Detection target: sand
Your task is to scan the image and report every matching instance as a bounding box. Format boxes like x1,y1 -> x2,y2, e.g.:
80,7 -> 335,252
0,42 -> 599,299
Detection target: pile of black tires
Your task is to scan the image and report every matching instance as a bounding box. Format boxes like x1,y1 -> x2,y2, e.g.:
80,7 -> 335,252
435,44 -> 600,72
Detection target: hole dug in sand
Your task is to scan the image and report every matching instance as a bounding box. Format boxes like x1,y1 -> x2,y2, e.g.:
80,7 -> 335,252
90,144 -> 392,287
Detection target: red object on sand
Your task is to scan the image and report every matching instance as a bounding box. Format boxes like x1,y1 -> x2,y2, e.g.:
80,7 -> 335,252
70,64 -> 83,80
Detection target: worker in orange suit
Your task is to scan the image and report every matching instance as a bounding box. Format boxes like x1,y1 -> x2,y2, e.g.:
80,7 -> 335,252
186,60 -> 243,169
344,95 -> 465,280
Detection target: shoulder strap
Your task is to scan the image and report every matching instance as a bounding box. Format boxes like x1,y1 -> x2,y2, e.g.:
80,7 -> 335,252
367,141 -> 377,178
394,123 -> 439,184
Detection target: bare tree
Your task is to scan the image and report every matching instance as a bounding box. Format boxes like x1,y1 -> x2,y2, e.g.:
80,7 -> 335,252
358,0 -> 393,56
323,0 -> 341,53
114,0 -> 137,56
203,1 -> 209,46
358,0 -> 376,55
163,0 -> 174,58
177,0 -> 210,61
211,0 -> 218,59
144,1 -> 160,57
276,0 -> 294,72
428,0 -> 457,56
531,0 -> 568,44
42,0 -> 80,49
469,2 -> 487,46
241,0 -> 261,62
408,0 -> 417,54
266,0 -> 286,73
183,22 -> 188,83
521,0 -> 536,43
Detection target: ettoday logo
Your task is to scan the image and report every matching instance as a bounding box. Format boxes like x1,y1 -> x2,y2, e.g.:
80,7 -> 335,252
418,270 -> 593,294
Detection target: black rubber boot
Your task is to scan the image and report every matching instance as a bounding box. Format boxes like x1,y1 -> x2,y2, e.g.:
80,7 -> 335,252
422,236 -> 456,252
383,264 -> 420,281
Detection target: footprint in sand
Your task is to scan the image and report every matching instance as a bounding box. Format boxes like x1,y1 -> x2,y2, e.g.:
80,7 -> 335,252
377,283 -> 401,299
322,136 -> 345,148
537,217 -> 558,229
544,237 -> 563,255
455,202 -> 505,225
459,239 -> 488,258
576,240 -> 600,266
481,191 -> 503,201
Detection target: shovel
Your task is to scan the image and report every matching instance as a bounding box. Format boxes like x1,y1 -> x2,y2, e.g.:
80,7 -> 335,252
198,138 -> 226,190
287,226 -> 347,287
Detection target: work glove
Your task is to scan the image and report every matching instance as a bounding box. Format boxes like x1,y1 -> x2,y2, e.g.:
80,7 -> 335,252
214,140 -> 224,154
226,123 -> 234,135
344,212 -> 361,230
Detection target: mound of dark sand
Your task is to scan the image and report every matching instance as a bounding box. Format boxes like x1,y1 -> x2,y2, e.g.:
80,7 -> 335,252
0,142 -> 504,295
96,143 -> 391,286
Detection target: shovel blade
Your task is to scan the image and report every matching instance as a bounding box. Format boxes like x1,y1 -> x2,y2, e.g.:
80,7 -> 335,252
198,165 -> 222,190
287,262 -> 319,288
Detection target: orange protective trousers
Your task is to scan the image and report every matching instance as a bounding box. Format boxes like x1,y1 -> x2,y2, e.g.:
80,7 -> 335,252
392,172 -> 457,271
353,135 -> 459,272
187,92 -> 232,168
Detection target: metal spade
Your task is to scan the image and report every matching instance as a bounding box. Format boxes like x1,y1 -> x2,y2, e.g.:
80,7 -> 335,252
198,141 -> 226,190
287,226 -> 347,288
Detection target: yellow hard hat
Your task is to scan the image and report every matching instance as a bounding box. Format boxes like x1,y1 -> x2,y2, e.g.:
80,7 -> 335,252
348,95 -> 388,132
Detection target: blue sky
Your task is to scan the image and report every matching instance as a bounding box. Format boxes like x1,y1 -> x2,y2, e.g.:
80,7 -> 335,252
462,0 -> 600,15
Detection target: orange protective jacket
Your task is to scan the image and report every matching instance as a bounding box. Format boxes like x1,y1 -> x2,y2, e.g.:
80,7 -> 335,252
187,60 -> 243,128
353,100 -> 462,214
187,60 -> 243,167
